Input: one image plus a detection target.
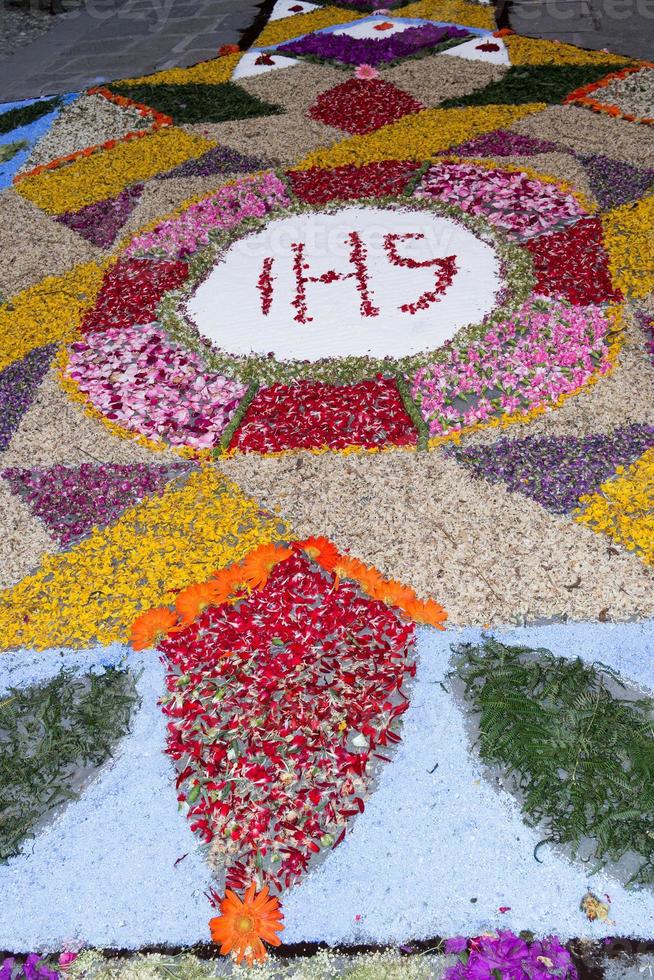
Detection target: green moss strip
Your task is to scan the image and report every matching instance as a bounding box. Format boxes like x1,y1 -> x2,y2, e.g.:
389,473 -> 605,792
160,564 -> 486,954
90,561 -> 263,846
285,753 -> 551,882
452,638 -> 654,885
0,666 -> 139,861
213,381 -> 259,457
107,82 -> 281,124
0,96 -> 61,136
438,63 -> 629,108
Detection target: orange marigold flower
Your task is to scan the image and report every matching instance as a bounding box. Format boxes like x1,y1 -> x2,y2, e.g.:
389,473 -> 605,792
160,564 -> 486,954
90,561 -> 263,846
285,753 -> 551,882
376,579 -> 417,610
298,536 -> 340,571
240,543 -> 293,591
129,606 -> 178,650
175,581 -> 224,626
219,43 -> 240,54
209,883 -> 284,965
405,597 -> 448,629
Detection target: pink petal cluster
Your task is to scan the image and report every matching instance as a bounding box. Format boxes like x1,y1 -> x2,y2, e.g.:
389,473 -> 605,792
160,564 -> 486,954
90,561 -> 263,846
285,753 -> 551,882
416,163 -> 586,239
126,172 -> 291,259
67,324 -> 246,450
411,298 -> 613,437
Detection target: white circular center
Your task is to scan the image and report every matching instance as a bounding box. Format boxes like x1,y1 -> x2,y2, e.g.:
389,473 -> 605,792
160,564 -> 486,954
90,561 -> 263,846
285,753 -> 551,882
186,207 -> 502,362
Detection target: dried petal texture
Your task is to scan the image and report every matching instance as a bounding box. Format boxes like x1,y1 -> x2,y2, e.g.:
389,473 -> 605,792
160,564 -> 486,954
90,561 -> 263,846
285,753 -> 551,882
0,191 -> 102,298
382,55 -> 507,108
184,113 -> 343,167
576,448 -> 654,564
309,78 -> 424,136
161,551 -> 415,892
67,323 -> 246,451
450,424 -> 654,514
0,469 -> 289,650
0,477 -> 58,589
2,368 -> 178,468
0,344 -> 54,451
20,93 -> 151,173
220,449 -> 654,624
510,105 -> 654,169
2,462 -> 191,547
230,378 -> 418,453
237,62 -> 348,115
461,309 -> 654,444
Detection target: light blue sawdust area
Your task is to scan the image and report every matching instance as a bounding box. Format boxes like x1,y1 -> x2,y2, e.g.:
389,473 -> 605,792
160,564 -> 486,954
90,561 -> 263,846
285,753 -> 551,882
0,94 -> 78,190
0,645 -> 212,952
1,621 -> 653,951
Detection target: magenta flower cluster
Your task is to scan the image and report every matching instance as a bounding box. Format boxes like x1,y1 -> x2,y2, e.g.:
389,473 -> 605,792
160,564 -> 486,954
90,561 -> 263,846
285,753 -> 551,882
126,172 -> 290,259
66,324 -> 246,450
278,23 -> 470,66
417,163 -> 586,239
1,956 -> 58,980
410,298 -> 612,437
444,931 -> 577,979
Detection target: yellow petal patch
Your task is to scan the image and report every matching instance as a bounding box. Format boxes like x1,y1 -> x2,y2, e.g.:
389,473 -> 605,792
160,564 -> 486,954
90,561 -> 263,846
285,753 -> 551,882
0,468 -> 290,651
504,35 -> 632,66
117,52 -> 243,87
396,0 -> 495,30
15,128 -> 213,214
602,193 -> 654,299
576,448 -> 654,565
296,103 -> 546,169
254,6 -> 360,47
0,262 -> 105,372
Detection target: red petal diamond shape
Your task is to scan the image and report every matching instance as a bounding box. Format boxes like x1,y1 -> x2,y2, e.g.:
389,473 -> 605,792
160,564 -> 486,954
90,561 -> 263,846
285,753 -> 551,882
309,77 -> 424,135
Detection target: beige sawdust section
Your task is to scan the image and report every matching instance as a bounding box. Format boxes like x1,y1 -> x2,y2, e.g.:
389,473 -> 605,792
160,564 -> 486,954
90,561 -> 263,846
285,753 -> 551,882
3,368 -> 179,468
236,62 -> 349,115
510,105 -> 654,170
0,190 -> 102,298
184,112 -> 343,167
382,54 -> 507,108
220,448 -> 654,626
0,479 -> 59,589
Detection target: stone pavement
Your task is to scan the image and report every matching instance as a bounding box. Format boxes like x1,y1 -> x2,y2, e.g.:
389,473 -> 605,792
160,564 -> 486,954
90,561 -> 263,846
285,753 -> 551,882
0,0 -> 262,101
506,0 -> 654,60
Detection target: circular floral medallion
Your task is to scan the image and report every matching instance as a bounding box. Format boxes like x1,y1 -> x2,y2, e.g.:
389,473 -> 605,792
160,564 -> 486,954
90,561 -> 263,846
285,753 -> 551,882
62,162 -> 623,456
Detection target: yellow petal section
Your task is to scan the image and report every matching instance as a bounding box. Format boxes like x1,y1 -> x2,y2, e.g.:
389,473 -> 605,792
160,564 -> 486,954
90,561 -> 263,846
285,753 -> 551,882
296,103 -> 546,169
117,52 -> 242,86
0,468 -> 290,651
396,0 -> 495,30
15,128 -> 213,215
602,193 -> 654,299
504,35 -> 632,66
254,6 -> 360,47
0,262 -> 105,372
576,448 -> 654,565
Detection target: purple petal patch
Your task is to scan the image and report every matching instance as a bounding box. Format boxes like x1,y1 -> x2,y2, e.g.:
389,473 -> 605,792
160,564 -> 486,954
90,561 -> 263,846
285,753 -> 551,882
449,425 -> 654,514
2,462 -> 192,547
0,344 -> 55,452
56,184 -> 144,249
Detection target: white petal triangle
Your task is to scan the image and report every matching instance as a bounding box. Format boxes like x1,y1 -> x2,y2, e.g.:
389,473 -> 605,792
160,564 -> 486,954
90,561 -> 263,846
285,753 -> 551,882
441,35 -> 510,65
232,50 -> 301,79
269,0 -> 319,20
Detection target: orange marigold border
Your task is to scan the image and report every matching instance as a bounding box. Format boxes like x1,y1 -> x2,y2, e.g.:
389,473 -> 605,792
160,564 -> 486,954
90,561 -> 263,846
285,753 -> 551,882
129,537 -> 448,649
13,87 -> 173,184
564,62 -> 654,126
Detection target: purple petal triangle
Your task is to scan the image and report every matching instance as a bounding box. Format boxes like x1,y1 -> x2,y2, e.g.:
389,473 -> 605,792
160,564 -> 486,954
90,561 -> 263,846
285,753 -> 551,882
0,344 -> 55,452
1,462 -> 192,547
440,128 -> 559,158
449,425 -> 654,514
56,183 -> 144,248
155,144 -> 271,180
577,154 -> 654,210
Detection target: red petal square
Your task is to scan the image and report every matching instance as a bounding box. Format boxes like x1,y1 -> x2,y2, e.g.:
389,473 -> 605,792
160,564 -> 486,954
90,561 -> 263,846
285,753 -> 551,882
287,160 -> 421,204
230,377 -> 419,453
